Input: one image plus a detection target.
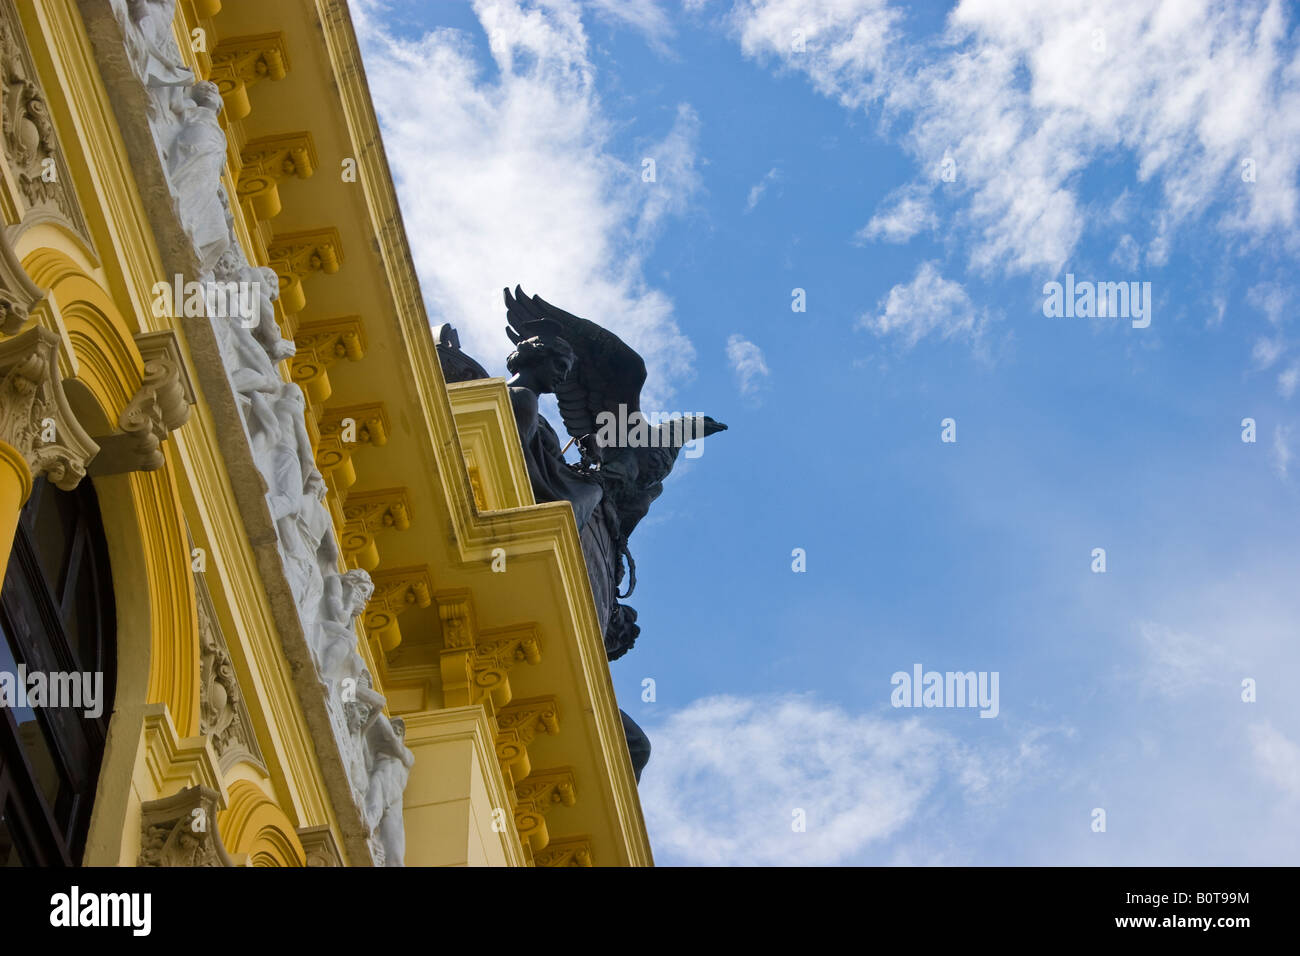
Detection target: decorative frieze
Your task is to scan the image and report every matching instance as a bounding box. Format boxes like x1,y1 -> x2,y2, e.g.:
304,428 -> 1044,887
93,0 -> 413,865
195,566 -> 265,774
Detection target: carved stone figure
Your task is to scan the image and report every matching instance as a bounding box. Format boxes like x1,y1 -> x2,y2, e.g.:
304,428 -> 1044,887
316,569 -> 374,685
107,0 -> 413,863
166,81 -> 231,270
363,715 -> 414,867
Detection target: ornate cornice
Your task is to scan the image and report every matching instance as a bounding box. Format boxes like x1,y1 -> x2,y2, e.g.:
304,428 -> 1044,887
364,564 -> 432,652
291,314 -> 365,405
535,835 -> 594,867
208,32 -> 289,121
437,589 -> 543,714
237,131 -> 317,222
266,227 -> 342,318
513,767 -> 577,853
496,695 -> 560,788
340,486 -> 410,571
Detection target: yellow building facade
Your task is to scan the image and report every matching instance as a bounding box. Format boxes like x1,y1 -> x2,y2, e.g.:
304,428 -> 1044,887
0,0 -> 650,867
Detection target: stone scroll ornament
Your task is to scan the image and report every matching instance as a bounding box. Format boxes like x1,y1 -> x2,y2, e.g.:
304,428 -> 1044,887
108,0 -> 411,865
441,288 -> 728,782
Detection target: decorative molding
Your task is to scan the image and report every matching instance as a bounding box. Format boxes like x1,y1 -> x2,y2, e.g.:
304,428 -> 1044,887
0,0 -> 93,246
0,326 -> 98,488
195,567 -> 265,774
319,401 -> 388,446
535,835 -> 594,867
208,32 -> 288,122
138,785 -> 236,867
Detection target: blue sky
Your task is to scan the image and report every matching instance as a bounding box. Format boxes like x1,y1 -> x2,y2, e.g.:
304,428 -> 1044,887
353,0 -> 1300,865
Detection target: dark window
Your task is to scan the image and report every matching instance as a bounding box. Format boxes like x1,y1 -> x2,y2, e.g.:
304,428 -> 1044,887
0,477 -> 116,866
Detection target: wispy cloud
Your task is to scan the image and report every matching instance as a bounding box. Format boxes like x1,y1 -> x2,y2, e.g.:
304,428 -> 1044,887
726,333 -> 770,395
586,0 -> 674,53
745,167 -> 781,212
1135,621 -> 1231,699
1273,424 -> 1293,479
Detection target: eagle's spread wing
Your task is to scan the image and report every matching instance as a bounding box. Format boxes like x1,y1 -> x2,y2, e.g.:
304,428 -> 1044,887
504,285 -> 647,441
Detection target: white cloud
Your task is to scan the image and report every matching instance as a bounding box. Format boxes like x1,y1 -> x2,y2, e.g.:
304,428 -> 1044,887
1110,234 -> 1140,271
745,167 -> 780,212
351,0 -> 699,404
1254,335 -> 1285,369
1135,621 -> 1231,699
1249,281 -> 1291,326
1250,721 -> 1300,799
725,333 -> 770,394
857,183 -> 937,243
859,261 -> 992,351
639,694 -> 1031,866
732,0 -> 1300,275
1280,364 -> 1300,398
1273,423 -> 1293,478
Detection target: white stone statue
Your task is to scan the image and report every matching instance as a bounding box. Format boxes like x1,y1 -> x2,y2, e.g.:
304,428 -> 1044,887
166,82 -> 231,270
316,569 -> 374,684
363,715 -> 414,867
